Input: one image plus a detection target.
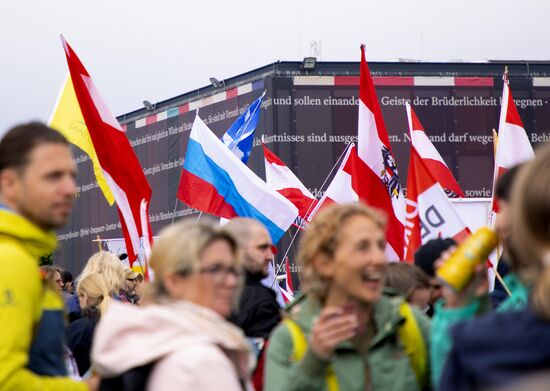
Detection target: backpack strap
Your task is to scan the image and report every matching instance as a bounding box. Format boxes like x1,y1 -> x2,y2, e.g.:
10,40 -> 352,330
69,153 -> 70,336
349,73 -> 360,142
397,302 -> 428,388
283,318 -> 339,391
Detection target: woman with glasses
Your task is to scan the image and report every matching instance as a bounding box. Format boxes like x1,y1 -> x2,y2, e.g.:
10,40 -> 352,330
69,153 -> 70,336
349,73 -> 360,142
92,221 -> 253,391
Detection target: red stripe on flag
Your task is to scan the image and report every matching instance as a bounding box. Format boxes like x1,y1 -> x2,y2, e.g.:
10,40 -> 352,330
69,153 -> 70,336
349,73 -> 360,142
374,76 -> 414,86
146,115 -> 157,126
226,88 -> 238,99
179,104 -> 189,114
454,77 -> 494,87
177,169 -> 237,219
277,188 -> 317,219
505,87 -> 525,127
421,158 -> 464,197
262,143 -> 286,166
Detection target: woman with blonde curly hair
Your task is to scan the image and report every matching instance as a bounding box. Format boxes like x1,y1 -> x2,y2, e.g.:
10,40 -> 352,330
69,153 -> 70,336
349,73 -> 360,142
265,203 -> 430,391
92,220 -> 252,391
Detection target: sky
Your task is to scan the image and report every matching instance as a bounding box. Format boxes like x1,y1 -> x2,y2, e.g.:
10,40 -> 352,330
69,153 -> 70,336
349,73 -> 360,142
2,0 -> 550,136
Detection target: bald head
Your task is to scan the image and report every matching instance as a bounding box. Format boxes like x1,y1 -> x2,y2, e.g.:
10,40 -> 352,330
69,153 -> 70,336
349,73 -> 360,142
225,218 -> 273,276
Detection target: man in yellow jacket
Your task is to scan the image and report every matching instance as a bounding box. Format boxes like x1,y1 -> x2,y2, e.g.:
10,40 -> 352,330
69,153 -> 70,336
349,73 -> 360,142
0,122 -> 93,390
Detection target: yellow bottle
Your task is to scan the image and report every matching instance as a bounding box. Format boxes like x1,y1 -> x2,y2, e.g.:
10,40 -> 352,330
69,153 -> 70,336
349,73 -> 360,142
436,227 -> 498,291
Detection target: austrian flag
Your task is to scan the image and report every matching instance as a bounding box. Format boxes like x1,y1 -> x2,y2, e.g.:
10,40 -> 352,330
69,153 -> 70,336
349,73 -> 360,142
404,147 -> 470,262
356,45 -> 405,260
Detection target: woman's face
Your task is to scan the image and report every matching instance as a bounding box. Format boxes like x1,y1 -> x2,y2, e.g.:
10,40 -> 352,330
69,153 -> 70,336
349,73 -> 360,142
325,215 -> 387,304
166,239 -> 241,318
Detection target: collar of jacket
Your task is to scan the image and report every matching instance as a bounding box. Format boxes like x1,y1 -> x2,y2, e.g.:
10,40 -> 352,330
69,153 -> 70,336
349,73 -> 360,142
0,208 -> 57,258
285,292 -> 406,351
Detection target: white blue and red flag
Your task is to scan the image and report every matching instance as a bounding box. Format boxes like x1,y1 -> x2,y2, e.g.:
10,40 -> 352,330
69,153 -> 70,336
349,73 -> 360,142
177,115 -> 298,243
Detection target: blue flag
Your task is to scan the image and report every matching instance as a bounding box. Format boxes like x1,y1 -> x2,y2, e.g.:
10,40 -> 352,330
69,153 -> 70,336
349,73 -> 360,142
221,91 -> 264,164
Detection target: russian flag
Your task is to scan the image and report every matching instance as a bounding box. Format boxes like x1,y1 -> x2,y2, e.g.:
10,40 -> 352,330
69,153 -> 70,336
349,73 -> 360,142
177,115 -> 298,243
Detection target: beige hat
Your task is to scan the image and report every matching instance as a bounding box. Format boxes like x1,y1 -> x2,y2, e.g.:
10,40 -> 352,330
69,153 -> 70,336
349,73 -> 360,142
124,267 -> 139,280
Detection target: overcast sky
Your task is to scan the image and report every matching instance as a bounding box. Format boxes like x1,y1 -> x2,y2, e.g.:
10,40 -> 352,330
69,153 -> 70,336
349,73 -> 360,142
2,0 -> 549,135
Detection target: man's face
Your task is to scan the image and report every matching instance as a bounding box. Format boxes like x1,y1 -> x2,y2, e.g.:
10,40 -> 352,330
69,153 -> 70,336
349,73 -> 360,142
1,143 -> 76,231
244,224 -> 273,277
124,277 -> 137,295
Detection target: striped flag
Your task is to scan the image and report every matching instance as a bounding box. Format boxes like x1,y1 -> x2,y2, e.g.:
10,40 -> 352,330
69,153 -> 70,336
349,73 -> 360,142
307,144 -> 358,220
262,143 -> 317,220
406,103 -> 464,198
356,45 -> 405,260
491,70 -> 534,212
61,36 -> 153,278
48,74 -> 115,205
177,115 -> 298,244
404,147 -> 470,262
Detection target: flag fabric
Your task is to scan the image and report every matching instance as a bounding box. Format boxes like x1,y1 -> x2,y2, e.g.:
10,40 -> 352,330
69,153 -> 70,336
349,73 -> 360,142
262,143 -> 317,219
48,74 -> 115,205
221,92 -> 265,164
356,45 -> 405,260
406,103 -> 464,198
61,36 -> 153,278
279,257 -> 295,304
404,147 -> 470,262
307,144 -> 358,220
177,114 -> 298,243
491,72 -> 534,212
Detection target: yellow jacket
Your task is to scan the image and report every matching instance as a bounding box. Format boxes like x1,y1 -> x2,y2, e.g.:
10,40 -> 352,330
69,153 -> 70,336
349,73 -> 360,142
0,208 -> 87,391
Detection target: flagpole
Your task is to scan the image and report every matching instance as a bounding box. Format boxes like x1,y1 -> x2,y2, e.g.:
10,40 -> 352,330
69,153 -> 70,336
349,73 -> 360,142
271,143 -> 353,287
170,198 -> 180,225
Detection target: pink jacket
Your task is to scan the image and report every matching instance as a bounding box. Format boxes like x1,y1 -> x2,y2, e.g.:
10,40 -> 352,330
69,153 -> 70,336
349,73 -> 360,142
92,300 -> 253,391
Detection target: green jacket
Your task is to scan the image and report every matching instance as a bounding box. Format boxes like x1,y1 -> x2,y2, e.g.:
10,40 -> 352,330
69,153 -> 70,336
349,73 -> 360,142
265,294 -> 431,391
0,208 -> 87,391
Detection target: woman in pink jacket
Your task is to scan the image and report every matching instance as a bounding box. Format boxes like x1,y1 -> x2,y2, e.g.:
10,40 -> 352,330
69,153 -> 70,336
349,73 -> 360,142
92,221 -> 253,391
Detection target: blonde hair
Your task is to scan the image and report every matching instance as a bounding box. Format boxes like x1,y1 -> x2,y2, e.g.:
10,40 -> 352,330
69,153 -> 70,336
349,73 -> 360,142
510,145 -> 550,319
80,251 -> 125,295
147,220 -> 240,301
298,203 -> 386,301
77,273 -> 112,316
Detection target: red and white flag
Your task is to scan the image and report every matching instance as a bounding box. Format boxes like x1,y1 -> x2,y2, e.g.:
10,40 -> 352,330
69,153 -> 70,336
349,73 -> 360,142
404,147 -> 470,262
61,37 -> 153,279
307,144 -> 358,220
262,143 -> 317,220
406,103 -> 464,198
491,71 -> 534,212
356,45 -> 405,260
279,257 -> 295,304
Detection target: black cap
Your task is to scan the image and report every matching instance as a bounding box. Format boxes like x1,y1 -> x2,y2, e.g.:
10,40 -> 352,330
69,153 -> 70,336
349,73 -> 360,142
414,238 -> 456,277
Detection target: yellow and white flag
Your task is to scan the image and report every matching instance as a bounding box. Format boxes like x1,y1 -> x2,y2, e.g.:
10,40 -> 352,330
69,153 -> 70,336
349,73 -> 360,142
48,74 -> 115,205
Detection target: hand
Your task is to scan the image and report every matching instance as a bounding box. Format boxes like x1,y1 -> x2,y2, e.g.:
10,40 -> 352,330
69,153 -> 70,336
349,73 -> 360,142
442,263 -> 489,308
309,306 -> 358,360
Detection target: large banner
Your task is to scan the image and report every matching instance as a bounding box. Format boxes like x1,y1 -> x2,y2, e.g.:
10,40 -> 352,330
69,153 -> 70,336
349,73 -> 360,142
56,73 -> 550,274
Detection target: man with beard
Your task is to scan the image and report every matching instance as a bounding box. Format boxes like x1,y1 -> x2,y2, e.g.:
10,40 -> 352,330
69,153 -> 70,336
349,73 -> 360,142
226,218 -> 281,339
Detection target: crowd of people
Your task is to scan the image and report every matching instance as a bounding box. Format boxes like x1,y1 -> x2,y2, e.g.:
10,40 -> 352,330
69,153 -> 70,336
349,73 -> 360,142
1,121 -> 550,391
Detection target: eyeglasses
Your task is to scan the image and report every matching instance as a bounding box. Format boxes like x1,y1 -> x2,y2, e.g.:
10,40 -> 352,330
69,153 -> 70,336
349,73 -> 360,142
199,264 -> 242,282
